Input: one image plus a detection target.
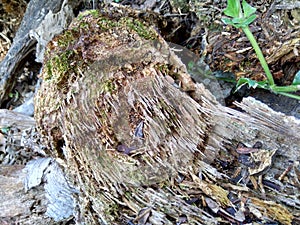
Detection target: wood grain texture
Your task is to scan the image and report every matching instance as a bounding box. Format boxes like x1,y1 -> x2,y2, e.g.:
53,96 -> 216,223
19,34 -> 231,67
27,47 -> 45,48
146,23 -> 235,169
34,8 -> 300,224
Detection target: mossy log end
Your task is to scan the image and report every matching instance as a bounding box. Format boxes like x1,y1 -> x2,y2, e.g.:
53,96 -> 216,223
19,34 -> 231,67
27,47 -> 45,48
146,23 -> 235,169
35,9 -> 300,225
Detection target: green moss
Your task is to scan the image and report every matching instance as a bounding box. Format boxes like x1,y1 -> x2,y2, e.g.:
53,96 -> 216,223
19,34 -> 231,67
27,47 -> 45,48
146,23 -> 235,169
121,17 -> 157,40
57,30 -> 75,48
97,17 -> 118,31
155,64 -> 169,74
104,203 -> 119,216
45,50 -> 74,84
45,61 -> 53,80
76,10 -> 157,40
171,0 -> 190,13
90,9 -> 99,17
101,79 -> 116,94
79,21 -> 89,29
44,9 -> 158,92
77,9 -> 99,21
96,16 -> 156,40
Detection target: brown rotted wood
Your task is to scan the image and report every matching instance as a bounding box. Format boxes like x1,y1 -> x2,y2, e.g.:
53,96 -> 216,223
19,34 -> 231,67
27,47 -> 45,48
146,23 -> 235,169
34,7 -> 300,225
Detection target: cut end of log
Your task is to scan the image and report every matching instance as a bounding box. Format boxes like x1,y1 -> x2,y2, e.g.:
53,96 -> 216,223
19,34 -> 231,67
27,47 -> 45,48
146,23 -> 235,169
34,8 -> 300,225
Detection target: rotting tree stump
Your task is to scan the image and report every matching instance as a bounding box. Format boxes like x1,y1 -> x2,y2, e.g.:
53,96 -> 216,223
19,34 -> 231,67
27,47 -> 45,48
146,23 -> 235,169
34,8 -> 300,225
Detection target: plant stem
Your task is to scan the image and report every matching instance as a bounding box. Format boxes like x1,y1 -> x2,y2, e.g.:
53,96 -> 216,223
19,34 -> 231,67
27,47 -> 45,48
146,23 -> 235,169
277,91 -> 300,100
271,85 -> 300,93
242,26 -> 275,86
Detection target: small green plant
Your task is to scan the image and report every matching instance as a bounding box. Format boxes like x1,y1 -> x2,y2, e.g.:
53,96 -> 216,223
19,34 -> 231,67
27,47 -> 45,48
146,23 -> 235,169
1,126 -> 10,134
8,91 -> 19,100
222,0 -> 300,100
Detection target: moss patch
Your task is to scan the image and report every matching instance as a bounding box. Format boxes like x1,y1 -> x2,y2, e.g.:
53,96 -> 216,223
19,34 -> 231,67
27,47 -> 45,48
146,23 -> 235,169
121,17 -> 157,40
76,10 -> 157,40
44,50 -> 73,83
77,9 -> 99,20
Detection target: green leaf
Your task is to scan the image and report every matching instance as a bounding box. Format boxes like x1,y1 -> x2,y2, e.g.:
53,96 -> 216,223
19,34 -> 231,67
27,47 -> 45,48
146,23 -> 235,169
235,78 -> 268,92
221,18 -> 236,26
292,70 -> 300,85
232,17 -> 245,24
222,0 -> 257,28
236,77 -> 256,88
242,0 -> 256,17
223,0 -> 241,18
240,14 -> 257,26
230,14 -> 256,27
1,127 -> 10,134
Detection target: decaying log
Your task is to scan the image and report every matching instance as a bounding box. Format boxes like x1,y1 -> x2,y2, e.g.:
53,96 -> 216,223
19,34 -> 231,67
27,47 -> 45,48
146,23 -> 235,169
33,8 -> 300,225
